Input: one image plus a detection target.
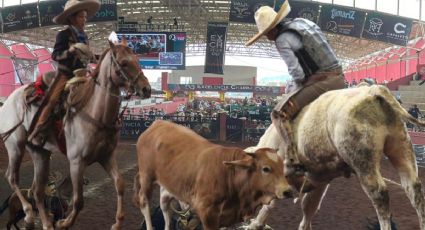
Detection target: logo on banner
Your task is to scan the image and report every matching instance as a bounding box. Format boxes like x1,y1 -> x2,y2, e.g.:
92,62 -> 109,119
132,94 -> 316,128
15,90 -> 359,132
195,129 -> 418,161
394,23 -> 406,34
5,12 -> 16,22
208,34 -> 224,56
366,18 -> 384,36
233,1 -> 249,17
331,9 -> 355,20
326,21 -> 338,33
23,9 -> 37,27
298,7 -> 316,21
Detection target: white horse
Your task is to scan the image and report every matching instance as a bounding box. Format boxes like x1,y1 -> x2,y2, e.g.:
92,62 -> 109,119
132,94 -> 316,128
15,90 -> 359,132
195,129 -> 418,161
0,40 -> 151,230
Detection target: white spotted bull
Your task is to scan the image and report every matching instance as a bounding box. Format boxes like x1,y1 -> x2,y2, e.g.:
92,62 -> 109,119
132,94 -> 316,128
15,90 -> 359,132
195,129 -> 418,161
246,85 -> 425,230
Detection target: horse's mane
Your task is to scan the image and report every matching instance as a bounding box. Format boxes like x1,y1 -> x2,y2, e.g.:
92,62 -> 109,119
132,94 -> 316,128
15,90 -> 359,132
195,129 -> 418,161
92,48 -> 111,78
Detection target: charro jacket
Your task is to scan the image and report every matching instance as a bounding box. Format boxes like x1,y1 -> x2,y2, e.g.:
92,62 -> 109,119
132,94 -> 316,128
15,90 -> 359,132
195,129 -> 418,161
51,26 -> 89,77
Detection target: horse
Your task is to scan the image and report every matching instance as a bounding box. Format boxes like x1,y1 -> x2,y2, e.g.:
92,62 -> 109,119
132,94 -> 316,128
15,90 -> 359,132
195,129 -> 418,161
0,40 -> 151,230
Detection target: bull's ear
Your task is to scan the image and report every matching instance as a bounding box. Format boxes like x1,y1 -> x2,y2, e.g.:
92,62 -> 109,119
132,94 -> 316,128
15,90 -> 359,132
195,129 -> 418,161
223,159 -> 254,169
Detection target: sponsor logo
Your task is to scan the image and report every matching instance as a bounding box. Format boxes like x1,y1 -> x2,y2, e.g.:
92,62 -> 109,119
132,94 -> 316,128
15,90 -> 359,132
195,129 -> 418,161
366,18 -> 384,36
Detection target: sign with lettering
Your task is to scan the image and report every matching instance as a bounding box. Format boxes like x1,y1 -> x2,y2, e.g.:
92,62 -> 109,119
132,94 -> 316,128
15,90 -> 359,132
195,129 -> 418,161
205,22 -> 228,74
39,0 -> 66,27
90,0 -> 117,22
120,119 -> 219,140
1,4 -> 39,32
286,1 -> 320,23
229,0 -> 274,23
168,84 -> 284,94
362,12 -> 413,46
318,5 -> 366,38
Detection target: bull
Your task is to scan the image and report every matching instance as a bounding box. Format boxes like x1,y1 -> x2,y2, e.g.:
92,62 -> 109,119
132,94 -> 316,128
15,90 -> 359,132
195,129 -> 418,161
133,120 -> 292,230
247,85 -> 425,230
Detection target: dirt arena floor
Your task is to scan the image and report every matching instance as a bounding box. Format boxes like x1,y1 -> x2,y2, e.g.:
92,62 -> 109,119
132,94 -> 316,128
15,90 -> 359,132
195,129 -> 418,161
1,139 -> 424,230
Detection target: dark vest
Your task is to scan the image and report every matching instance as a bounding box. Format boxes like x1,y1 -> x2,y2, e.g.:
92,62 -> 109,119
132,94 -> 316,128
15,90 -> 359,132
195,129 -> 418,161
277,18 -> 340,77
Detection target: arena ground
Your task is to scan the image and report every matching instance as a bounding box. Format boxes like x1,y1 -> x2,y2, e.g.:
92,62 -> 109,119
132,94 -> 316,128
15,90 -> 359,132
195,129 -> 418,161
0,140 -> 424,230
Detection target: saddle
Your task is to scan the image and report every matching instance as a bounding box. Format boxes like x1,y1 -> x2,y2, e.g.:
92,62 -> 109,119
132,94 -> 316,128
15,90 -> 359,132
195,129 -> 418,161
24,70 -> 92,154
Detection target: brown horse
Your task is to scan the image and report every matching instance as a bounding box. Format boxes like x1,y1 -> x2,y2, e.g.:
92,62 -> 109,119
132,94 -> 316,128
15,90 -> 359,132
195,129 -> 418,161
0,40 -> 151,230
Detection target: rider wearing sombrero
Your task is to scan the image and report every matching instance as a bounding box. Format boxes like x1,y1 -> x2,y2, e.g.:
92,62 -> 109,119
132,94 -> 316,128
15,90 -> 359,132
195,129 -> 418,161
28,0 -> 100,146
246,1 -> 345,180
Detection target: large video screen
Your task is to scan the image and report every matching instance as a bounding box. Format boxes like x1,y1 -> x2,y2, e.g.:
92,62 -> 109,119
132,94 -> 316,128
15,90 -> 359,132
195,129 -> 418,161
117,32 -> 186,70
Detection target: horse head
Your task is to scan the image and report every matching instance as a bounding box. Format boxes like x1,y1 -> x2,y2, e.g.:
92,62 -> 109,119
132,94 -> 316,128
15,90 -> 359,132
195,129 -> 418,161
107,40 -> 151,99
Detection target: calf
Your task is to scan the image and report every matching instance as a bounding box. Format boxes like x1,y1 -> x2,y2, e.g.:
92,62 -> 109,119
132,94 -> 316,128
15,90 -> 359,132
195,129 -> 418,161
134,120 -> 292,230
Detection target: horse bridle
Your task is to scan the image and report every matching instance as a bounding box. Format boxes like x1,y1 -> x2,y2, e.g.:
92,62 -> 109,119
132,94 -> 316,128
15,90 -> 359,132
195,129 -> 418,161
109,47 -> 143,91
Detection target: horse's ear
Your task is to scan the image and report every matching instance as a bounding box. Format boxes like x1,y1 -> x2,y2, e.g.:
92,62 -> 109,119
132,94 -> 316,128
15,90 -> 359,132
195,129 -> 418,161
121,36 -> 128,46
108,40 -> 115,49
108,31 -> 119,47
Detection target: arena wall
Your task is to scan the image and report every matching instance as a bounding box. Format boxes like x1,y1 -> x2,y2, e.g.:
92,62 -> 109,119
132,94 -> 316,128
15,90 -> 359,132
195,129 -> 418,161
168,65 -> 257,85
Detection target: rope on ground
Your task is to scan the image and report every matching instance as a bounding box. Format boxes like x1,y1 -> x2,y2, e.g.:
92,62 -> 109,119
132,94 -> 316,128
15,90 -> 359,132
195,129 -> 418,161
383,177 -> 402,187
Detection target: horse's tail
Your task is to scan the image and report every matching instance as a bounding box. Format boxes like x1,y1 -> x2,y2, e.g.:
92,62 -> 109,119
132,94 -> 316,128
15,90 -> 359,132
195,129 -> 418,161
133,172 -> 141,206
0,193 -> 12,216
370,85 -> 425,127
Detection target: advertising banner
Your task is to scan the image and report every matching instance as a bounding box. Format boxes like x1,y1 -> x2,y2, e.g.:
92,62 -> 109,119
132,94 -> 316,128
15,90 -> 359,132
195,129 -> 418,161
168,84 -> 283,94
13,58 -> 39,85
1,4 -> 40,32
205,22 -> 228,75
362,12 -> 413,46
229,0 -> 274,23
318,5 -> 366,38
90,0 -> 117,22
286,1 -> 320,23
39,0 -> 67,27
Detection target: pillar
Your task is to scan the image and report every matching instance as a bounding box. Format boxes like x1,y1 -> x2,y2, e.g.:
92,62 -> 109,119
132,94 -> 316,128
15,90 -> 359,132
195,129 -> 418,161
188,91 -> 194,101
219,91 -> 225,102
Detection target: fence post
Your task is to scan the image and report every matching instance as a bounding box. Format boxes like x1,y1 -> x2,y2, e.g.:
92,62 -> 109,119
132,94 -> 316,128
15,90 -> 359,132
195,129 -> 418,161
219,112 -> 227,141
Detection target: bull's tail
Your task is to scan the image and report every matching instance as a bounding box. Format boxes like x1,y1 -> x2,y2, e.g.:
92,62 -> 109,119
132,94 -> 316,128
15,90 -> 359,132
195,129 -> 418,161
133,172 -> 141,206
370,85 -> 425,127
0,194 -> 11,216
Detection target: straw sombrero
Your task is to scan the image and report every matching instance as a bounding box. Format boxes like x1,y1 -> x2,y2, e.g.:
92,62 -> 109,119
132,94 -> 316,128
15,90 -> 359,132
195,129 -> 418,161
245,1 -> 291,46
53,0 -> 101,25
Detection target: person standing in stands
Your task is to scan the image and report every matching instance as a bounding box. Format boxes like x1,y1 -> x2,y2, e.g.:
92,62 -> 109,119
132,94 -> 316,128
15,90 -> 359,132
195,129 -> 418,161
28,0 -> 100,146
245,1 -> 345,179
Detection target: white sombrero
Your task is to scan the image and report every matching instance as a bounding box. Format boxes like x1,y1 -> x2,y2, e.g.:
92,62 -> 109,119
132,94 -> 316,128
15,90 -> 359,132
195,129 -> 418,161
245,1 -> 291,46
53,0 -> 101,25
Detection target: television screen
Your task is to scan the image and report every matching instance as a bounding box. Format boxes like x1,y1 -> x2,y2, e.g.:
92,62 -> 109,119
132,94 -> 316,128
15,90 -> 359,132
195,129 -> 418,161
117,32 -> 186,70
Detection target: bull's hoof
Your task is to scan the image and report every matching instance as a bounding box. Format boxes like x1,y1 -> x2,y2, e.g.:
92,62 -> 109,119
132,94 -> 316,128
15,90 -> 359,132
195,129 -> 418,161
237,220 -> 274,230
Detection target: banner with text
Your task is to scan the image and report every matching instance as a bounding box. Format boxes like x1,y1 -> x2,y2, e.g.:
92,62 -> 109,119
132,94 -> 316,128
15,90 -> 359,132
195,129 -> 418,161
318,5 -> 366,38
286,1 -> 320,23
362,12 -> 413,46
89,0 -> 117,22
1,3 -> 39,32
168,84 -> 284,94
39,0 -> 66,27
229,0 -> 274,23
205,22 -> 228,75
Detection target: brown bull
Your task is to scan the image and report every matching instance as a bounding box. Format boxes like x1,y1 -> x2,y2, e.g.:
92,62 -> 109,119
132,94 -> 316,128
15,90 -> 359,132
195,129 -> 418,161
134,120 -> 292,230
247,85 -> 425,230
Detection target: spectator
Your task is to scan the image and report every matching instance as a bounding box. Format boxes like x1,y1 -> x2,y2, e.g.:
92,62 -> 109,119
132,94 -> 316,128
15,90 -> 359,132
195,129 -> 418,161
395,91 -> 402,104
408,104 -> 422,119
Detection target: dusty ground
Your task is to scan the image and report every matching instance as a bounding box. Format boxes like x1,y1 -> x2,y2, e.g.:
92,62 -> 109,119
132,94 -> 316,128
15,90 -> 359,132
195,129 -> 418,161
0,140 -> 424,229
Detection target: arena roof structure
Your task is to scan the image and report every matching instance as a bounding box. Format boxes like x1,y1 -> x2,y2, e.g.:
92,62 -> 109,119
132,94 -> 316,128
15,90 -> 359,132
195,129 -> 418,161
1,0 -> 425,69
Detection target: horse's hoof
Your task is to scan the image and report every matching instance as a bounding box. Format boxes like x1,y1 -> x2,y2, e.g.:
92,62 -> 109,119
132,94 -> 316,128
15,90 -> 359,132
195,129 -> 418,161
55,219 -> 67,230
